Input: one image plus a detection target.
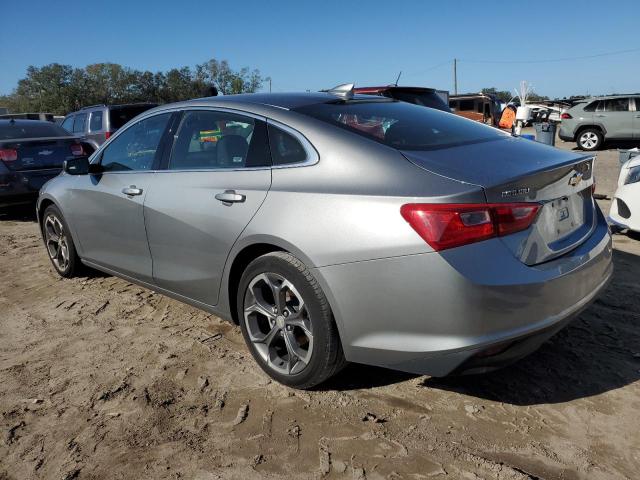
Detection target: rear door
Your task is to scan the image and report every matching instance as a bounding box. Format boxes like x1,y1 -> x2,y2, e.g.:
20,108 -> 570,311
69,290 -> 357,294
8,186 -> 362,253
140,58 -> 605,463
595,97 -> 634,138
67,112 -> 173,282
633,97 -> 640,138
144,108 -> 272,306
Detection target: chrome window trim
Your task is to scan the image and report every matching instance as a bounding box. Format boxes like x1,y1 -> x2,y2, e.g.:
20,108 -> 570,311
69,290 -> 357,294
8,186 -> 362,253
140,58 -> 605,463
266,118 -> 319,169
88,106 -> 319,172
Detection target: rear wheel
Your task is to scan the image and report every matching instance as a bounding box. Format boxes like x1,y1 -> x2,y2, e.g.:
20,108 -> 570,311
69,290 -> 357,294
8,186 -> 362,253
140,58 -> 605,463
42,205 -> 81,278
577,128 -> 603,151
237,252 -> 345,389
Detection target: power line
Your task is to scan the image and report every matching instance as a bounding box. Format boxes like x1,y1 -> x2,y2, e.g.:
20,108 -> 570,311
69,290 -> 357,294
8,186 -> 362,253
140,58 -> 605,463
459,47 -> 640,64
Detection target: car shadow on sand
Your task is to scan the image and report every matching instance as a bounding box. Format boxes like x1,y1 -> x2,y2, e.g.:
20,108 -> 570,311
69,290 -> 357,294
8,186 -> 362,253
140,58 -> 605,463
326,249 -> 640,405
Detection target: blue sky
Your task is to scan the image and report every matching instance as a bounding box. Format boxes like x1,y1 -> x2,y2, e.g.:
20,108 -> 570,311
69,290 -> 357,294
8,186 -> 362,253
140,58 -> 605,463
1,0 -> 638,98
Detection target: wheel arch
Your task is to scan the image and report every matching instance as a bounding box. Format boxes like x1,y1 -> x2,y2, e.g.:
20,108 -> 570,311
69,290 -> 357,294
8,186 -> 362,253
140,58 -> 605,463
576,123 -> 607,138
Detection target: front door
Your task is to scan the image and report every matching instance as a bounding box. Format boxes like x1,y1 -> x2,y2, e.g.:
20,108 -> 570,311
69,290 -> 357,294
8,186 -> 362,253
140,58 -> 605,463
144,109 -> 272,306
68,112 -> 173,282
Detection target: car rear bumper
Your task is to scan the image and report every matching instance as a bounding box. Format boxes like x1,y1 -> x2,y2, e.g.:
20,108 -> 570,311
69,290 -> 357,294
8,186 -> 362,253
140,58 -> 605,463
558,126 -> 574,142
314,206 -> 613,376
0,168 -> 60,206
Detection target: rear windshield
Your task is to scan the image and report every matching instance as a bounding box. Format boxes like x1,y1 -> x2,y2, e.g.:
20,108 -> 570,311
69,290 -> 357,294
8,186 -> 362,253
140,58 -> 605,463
0,122 -> 70,141
108,105 -> 156,130
294,101 -> 505,150
389,91 -> 450,112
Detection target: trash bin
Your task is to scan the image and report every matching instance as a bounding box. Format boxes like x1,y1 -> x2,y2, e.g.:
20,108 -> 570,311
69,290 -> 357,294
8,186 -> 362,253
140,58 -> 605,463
534,122 -> 557,146
618,148 -> 640,165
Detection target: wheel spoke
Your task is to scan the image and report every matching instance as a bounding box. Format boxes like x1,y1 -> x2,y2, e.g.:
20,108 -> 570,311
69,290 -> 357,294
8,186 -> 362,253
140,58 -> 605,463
245,300 -> 275,320
254,324 -> 281,347
264,273 -> 286,313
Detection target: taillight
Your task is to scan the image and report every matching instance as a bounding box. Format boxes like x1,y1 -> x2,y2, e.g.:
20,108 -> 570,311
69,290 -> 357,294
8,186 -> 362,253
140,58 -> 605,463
401,203 -> 541,251
0,148 -> 18,162
105,131 -> 112,140
70,144 -> 84,156
561,112 -> 572,119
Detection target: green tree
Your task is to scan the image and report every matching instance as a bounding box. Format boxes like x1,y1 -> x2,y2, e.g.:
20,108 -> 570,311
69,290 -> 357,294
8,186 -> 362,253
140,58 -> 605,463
0,58 -> 266,115
481,87 -> 513,103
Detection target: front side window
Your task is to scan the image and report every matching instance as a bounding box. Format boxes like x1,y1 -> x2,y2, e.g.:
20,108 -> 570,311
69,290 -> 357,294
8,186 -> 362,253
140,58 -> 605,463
61,116 -> 74,132
295,100 -> 505,150
169,110 -> 270,170
603,98 -> 630,112
73,114 -> 86,133
100,113 -> 171,172
89,111 -> 103,131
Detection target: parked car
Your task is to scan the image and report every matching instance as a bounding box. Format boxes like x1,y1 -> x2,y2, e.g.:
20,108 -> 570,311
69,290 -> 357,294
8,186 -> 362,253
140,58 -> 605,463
37,91 -> 612,389
609,153 -> 640,233
61,103 -> 157,152
559,95 -> 640,151
0,112 -> 55,122
449,93 -> 502,126
0,119 -> 87,207
353,86 -> 450,112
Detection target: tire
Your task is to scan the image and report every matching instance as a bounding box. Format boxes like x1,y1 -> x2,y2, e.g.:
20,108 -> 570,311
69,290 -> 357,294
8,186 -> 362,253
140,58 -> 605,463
577,128 -> 603,151
42,205 -> 81,278
237,251 -> 346,389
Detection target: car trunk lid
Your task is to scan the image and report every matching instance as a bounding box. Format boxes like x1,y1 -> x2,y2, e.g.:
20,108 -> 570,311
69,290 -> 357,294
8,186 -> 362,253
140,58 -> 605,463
0,137 -> 78,171
401,136 -> 596,265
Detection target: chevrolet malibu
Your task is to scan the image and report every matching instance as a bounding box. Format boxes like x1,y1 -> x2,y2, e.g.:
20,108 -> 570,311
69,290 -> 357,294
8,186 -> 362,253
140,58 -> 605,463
37,89 -> 613,389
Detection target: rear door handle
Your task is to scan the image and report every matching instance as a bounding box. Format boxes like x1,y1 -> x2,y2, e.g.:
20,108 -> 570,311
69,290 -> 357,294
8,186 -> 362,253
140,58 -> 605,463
122,186 -> 143,196
594,114 -> 605,117
215,190 -> 246,204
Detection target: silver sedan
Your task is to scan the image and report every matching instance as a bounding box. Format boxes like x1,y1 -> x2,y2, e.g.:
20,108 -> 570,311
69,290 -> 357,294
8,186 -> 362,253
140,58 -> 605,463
37,90 -> 613,388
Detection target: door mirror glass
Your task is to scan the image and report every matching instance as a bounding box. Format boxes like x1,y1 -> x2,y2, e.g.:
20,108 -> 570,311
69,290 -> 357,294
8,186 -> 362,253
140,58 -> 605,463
63,156 -> 90,175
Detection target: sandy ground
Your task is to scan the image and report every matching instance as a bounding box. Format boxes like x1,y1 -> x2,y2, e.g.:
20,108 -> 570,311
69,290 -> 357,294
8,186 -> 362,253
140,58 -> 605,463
1,135 -> 639,480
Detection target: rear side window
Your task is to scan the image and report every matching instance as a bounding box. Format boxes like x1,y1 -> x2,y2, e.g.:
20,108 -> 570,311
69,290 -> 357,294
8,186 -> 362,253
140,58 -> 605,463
89,111 -> 103,131
295,100 -> 504,150
108,105 -> 156,130
267,125 -> 308,165
73,114 -> 86,133
603,98 -> 630,112
582,101 -> 599,112
169,110 -> 270,170
0,121 -> 70,140
61,116 -> 74,132
100,113 -> 171,172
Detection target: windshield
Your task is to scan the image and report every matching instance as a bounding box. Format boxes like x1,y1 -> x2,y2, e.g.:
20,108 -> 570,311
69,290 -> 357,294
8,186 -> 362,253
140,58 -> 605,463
0,121 -> 70,141
294,100 -> 506,150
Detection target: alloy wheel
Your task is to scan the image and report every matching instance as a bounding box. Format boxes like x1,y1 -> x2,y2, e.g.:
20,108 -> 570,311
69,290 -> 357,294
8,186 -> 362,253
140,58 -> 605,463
243,272 -> 313,376
44,214 -> 70,272
579,132 -> 599,149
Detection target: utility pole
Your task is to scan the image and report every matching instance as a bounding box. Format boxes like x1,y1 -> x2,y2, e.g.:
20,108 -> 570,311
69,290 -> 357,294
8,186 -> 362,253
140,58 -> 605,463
453,58 -> 458,95
269,78 -> 272,93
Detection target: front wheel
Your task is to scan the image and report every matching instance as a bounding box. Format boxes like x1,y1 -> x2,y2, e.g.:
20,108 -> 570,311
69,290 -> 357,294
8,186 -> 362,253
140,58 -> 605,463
577,128 -> 603,151
237,252 -> 345,389
42,205 -> 81,278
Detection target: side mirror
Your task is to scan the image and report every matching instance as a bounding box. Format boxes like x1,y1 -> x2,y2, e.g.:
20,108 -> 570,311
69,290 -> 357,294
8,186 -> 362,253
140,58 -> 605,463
63,157 -> 103,175
63,156 -> 90,175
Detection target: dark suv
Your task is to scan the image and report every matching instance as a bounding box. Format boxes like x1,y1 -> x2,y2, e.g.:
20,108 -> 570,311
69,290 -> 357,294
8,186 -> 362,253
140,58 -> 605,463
61,103 -> 157,152
353,86 -> 451,112
559,95 -> 640,151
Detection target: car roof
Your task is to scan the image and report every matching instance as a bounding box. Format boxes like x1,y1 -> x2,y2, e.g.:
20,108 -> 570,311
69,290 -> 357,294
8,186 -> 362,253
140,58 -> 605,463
151,92 -> 390,113
0,119 -> 56,126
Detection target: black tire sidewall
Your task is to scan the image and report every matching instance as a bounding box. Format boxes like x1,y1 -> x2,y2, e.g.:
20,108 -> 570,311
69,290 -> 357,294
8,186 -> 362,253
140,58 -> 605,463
237,253 -> 335,388
42,205 -> 78,277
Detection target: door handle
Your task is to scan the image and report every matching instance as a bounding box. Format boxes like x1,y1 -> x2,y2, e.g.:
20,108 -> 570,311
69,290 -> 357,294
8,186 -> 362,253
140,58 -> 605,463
635,115 -> 640,118
594,114 -> 606,117
215,190 -> 246,204
122,185 -> 143,196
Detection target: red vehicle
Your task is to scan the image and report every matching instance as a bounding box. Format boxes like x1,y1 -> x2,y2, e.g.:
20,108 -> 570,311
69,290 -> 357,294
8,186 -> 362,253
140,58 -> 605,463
353,86 -> 451,112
